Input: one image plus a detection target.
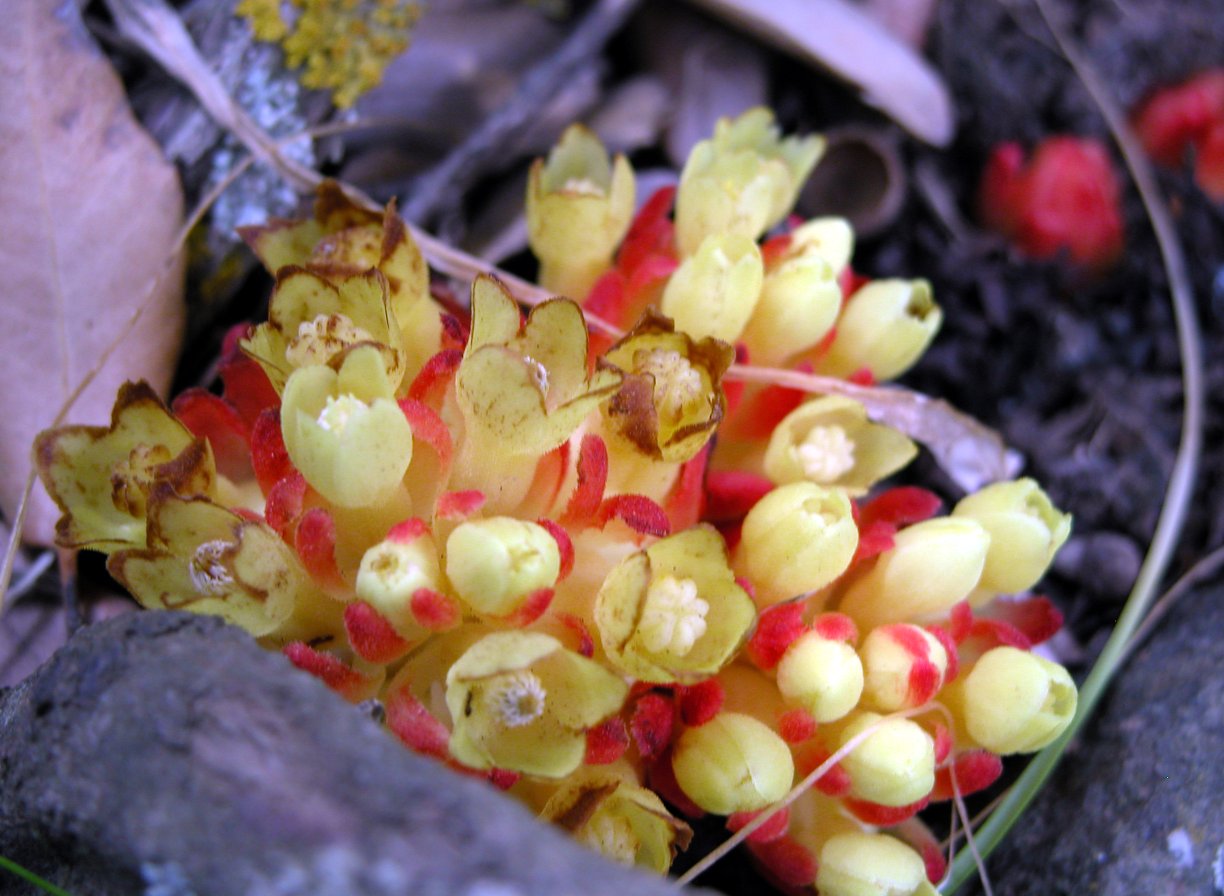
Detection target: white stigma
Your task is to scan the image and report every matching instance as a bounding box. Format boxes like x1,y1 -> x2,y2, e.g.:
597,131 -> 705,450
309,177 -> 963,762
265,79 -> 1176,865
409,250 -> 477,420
316,394 -> 368,433
188,539 -> 234,596
639,576 -> 709,656
561,176 -> 606,197
488,671 -> 547,728
794,424 -> 856,483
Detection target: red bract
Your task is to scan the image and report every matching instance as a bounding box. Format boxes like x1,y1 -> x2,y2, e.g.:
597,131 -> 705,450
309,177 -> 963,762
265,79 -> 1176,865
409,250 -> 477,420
251,409 -> 295,496
1132,70 -> 1224,199
630,692 -> 675,760
979,136 -> 1124,271
344,601 -> 411,664
294,507 -> 345,593
931,750 -> 1004,801
584,717 -> 630,765
677,679 -> 724,727
746,603 -> 807,670
282,642 -> 375,701
726,806 -> 790,844
385,688 -> 450,758
595,494 -> 671,537
749,836 -> 818,888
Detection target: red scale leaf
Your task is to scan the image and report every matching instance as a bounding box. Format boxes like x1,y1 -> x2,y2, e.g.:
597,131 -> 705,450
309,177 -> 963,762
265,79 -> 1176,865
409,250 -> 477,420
535,518 -> 575,581
778,708 -> 817,744
747,603 -> 807,670
557,612 -> 596,657
398,398 -> 454,473
561,434 -> 609,527
647,748 -> 705,819
811,612 -> 858,644
344,601 -> 412,664
172,389 -> 251,482
664,445 -> 708,532
251,409 -> 295,496
436,490 -> 486,520
704,469 -> 773,523
407,349 -> 463,405
925,624 -> 960,682
584,717 -> 630,765
794,744 -> 852,797
630,693 -> 675,760
282,642 -> 371,702
727,806 -> 790,844
264,473 -> 308,540
410,588 -> 461,631
932,723 -> 953,765
858,487 -> 942,529
931,750 -> 1003,801
385,688 -> 451,758
387,517 -> 430,544
596,494 -> 671,537
487,769 -> 521,791
748,836 -> 817,888
844,796 -> 930,826
500,588 -> 554,628
294,507 -> 346,592
978,595 -> 1064,646
677,679 -> 724,727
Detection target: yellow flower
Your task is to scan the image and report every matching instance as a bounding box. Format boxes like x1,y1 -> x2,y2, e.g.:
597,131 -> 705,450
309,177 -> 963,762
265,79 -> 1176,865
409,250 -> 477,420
817,279 -> 942,382
953,646 -> 1077,754
107,485 -> 330,639
817,832 -> 937,896
240,181 -> 438,380
242,268 -> 406,394
540,765 -> 692,872
594,525 -> 755,683
601,311 -> 735,464
762,396 -> 917,496
445,517 -> 560,619
671,712 -> 794,814
280,344 -> 413,508
527,124 -> 635,299
674,107 -> 825,256
836,712 -> 935,807
34,381 -> 216,551
445,631 -> 629,778
660,233 -> 764,344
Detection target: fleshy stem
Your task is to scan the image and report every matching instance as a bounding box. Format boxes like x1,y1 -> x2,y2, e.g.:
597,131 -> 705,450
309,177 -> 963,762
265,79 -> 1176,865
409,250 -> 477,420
945,1 -> 1205,890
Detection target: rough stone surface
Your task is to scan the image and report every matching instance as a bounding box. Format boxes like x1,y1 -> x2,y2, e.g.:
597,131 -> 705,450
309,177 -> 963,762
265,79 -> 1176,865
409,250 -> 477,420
0,612 -> 710,896
976,583 -> 1224,895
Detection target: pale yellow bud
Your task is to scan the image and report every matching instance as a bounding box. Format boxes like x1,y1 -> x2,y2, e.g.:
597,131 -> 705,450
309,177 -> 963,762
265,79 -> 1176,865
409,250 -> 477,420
817,279 -> 942,382
838,712 -> 935,806
961,646 -> 1077,754
776,630 -> 864,722
671,712 -> 794,814
763,396 -> 917,496
445,517 -> 560,617
860,624 -> 949,712
953,478 -> 1072,595
789,217 -> 855,272
817,832 -> 935,896
527,125 -> 635,298
838,517 -> 989,629
356,527 -> 443,638
741,243 -> 842,366
660,233 -> 764,343
737,482 -> 858,606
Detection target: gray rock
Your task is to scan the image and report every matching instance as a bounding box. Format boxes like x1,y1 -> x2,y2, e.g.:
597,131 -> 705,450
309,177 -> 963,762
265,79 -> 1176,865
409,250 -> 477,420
0,612 -> 709,896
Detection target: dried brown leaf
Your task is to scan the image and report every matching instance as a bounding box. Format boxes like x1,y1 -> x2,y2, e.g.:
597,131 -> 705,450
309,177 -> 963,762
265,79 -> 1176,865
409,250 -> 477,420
684,0 -> 954,146
0,0 -> 186,546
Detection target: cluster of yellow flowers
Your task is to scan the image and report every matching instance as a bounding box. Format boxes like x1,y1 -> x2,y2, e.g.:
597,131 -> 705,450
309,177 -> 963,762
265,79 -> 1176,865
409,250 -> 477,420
236,0 -> 420,108
35,109 -> 1077,894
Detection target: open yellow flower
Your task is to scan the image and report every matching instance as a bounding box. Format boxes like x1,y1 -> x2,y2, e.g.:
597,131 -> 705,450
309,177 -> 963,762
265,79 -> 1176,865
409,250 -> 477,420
445,631 -> 629,778
280,344 -> 413,508
242,268 -> 406,393
595,525 -> 755,683
107,485 -> 330,638
540,765 -> 692,872
240,180 -> 439,379
601,311 -> 734,464
527,124 -> 635,299
34,381 -> 216,551
763,396 -> 917,496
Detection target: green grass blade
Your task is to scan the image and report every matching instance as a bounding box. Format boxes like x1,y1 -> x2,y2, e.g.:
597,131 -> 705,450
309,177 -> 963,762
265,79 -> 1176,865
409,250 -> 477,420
0,855 -> 76,896
944,1 -> 1205,891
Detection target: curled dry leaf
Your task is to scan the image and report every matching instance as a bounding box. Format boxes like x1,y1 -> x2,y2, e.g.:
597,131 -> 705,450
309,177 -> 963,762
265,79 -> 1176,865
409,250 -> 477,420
684,0 -> 954,146
0,0 -> 186,546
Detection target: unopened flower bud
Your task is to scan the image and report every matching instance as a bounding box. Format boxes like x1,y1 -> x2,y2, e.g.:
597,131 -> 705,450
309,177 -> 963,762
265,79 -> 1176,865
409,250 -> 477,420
675,107 -> 825,255
953,478 -> 1071,595
961,646 -> 1077,754
741,237 -> 843,366
737,482 -> 858,606
817,279 -> 942,382
838,517 -> 989,629
776,630 -> 864,722
817,832 -> 935,896
860,624 -> 949,712
280,345 -> 413,508
661,233 -> 764,343
527,125 -> 635,298
446,517 -> 560,618
763,396 -> 916,495
672,712 -> 794,814
838,712 -> 935,807
356,522 -> 445,637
